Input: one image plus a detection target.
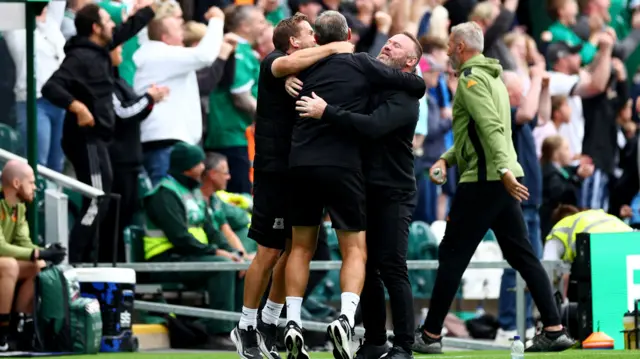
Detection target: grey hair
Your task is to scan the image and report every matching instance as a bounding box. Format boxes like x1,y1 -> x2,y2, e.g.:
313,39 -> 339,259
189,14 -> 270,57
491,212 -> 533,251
314,10 -> 349,45
204,152 -> 228,172
450,21 -> 484,52
225,5 -> 257,32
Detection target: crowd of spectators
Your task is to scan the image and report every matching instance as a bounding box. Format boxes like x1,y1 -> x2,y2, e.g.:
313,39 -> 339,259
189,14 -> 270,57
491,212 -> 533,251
1,0 -> 640,350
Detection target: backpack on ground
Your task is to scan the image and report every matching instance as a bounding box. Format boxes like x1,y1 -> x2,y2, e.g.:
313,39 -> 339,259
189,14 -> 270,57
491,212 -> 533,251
34,265 -> 103,354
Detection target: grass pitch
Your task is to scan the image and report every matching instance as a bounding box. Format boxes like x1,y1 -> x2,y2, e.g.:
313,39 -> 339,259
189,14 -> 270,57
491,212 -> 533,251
61,350 -> 640,359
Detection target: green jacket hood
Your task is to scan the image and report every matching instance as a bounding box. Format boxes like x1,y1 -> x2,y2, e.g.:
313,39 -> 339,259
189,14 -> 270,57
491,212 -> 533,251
459,54 -> 502,78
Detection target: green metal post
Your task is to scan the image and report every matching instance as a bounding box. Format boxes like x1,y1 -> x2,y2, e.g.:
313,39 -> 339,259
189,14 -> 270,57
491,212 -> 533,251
25,2 -> 38,244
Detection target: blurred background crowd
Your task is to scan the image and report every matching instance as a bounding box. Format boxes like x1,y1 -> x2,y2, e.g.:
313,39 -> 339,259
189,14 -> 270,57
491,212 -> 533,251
1,0 -> 640,350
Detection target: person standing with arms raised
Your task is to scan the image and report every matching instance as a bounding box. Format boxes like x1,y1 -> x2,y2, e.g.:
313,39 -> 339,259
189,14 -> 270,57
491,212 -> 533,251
411,21 -> 576,354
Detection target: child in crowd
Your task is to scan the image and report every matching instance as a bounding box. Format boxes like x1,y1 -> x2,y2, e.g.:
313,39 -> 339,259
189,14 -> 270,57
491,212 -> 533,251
539,135 -> 594,237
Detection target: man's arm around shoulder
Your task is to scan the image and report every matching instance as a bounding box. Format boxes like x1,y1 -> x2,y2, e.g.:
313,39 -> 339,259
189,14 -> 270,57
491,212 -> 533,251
145,188 -> 212,256
323,91 -> 419,139
271,42 -> 352,78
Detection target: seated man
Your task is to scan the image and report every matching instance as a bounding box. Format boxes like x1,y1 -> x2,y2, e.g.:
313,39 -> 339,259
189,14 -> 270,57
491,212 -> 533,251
0,160 -> 65,351
200,153 -> 255,258
543,204 -> 633,300
142,142 -> 244,349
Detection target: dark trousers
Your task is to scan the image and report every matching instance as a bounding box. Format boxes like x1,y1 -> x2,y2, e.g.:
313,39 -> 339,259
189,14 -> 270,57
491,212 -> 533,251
423,181 -> 561,334
362,186 -> 416,350
63,139 -> 113,263
99,167 -> 139,263
209,146 -> 252,194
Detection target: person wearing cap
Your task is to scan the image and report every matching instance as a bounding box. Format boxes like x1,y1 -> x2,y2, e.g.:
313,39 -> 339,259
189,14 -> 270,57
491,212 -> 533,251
413,22 -> 575,354
142,142 -> 243,345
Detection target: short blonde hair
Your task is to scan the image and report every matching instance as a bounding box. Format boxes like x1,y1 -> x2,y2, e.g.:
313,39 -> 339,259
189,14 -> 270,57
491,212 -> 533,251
469,1 -> 495,22
155,0 -> 182,19
183,21 -> 207,47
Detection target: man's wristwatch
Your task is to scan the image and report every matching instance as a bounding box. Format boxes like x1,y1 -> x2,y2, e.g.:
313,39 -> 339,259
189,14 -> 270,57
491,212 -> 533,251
498,168 -> 509,178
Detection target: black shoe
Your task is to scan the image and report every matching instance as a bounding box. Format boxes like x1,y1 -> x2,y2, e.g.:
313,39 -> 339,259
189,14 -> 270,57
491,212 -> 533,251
284,321 -> 309,359
354,340 -> 389,359
381,346 -> 413,359
327,314 -> 354,359
0,335 -> 8,352
411,328 -> 443,354
231,325 -> 263,359
525,329 -> 576,352
258,315 -> 282,359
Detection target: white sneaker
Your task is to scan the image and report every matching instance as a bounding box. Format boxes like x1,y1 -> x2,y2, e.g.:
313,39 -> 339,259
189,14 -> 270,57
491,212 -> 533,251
495,327 -> 536,346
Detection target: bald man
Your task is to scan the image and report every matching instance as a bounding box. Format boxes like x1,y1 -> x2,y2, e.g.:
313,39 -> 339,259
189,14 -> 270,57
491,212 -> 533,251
0,160 -> 66,352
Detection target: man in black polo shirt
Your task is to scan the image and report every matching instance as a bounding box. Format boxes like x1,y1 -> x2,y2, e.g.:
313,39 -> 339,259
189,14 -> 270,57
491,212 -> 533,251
295,32 -> 426,359
281,10 -> 425,359
230,13 -> 353,359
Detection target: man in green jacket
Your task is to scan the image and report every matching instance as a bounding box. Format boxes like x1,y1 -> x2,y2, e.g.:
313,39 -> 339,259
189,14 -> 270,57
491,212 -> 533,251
0,160 -> 66,351
142,142 -> 243,347
412,22 -> 575,354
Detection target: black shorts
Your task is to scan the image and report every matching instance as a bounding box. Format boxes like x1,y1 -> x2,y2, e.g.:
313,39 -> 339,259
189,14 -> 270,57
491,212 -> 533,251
289,166 -> 366,231
248,171 -> 291,250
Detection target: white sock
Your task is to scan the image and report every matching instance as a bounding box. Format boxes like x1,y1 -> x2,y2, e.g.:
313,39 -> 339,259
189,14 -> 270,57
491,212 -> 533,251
239,306 -> 258,330
340,292 -> 360,328
286,297 -> 303,327
262,300 -> 284,326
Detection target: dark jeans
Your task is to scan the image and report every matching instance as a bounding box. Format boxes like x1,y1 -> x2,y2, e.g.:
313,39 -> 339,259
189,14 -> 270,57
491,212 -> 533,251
362,186 -> 416,350
209,146 -> 251,194
143,146 -> 173,186
498,206 -> 543,330
16,98 -> 65,172
63,139 -> 113,263
413,175 -> 437,224
99,167 -> 139,263
423,181 -> 560,335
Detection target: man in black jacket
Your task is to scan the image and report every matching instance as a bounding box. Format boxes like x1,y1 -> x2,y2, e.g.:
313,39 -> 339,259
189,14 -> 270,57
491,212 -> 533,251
295,32 -> 425,359
41,2 -> 155,263
282,11 -> 425,359
99,44 -> 168,264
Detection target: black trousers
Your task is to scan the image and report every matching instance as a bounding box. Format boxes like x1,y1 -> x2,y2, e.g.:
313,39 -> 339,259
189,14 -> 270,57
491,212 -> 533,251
98,167 -> 139,263
423,181 -> 561,334
362,186 -> 416,350
63,139 -> 113,263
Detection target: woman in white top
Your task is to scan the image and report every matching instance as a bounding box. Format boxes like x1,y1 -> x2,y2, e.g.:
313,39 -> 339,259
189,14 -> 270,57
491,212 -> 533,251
4,2 -> 67,172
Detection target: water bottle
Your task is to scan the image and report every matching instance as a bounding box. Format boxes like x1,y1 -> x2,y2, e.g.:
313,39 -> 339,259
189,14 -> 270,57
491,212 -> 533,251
511,336 -> 525,359
432,167 -> 447,184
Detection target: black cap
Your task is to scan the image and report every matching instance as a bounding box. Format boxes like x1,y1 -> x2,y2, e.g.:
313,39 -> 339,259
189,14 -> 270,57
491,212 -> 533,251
546,41 -> 582,65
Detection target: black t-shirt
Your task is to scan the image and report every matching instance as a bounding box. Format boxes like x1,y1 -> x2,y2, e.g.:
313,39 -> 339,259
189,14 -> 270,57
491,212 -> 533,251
253,50 -> 297,172
582,72 -> 629,174
289,52 -> 425,170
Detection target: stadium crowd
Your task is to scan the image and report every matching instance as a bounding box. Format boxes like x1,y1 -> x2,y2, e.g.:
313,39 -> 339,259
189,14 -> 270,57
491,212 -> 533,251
1,0 -> 640,354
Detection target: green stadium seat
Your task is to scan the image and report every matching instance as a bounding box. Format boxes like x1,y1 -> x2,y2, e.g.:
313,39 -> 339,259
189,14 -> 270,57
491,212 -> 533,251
408,221 -> 439,299
138,172 -> 153,198
483,229 -> 497,242
123,225 -> 145,263
0,123 -> 19,153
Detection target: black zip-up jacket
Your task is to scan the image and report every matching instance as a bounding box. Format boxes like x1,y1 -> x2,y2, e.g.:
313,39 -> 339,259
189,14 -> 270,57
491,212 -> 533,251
109,69 -> 154,170
540,162 -> 582,238
41,6 -> 154,144
322,88 -> 423,191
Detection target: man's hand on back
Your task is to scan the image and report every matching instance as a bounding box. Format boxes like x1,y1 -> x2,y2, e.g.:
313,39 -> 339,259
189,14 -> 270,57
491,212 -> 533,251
296,92 -> 327,119
285,76 -> 303,97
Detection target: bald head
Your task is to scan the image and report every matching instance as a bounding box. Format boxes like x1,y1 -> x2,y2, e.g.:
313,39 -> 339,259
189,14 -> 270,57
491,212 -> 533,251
502,71 -> 524,106
2,160 -> 36,203
2,161 -> 32,187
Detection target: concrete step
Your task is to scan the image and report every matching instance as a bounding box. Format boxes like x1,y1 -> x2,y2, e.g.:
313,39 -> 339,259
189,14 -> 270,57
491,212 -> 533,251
133,324 -> 170,350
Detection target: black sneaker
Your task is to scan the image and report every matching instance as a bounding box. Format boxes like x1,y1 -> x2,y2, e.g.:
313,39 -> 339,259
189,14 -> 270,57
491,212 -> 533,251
381,346 -> 413,359
230,325 -> 263,359
0,335 -> 8,352
327,314 -> 354,359
258,315 -> 282,359
525,329 -> 576,352
354,340 -> 389,359
284,321 -> 309,359
411,328 -> 443,354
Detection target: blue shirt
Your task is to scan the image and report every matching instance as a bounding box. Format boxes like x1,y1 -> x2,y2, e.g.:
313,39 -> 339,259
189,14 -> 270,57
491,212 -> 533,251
511,108 -> 542,207
415,70 -> 428,136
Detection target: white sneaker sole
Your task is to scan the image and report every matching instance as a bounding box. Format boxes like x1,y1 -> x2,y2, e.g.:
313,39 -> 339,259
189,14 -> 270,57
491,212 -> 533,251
285,329 -> 309,359
327,321 -> 351,359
